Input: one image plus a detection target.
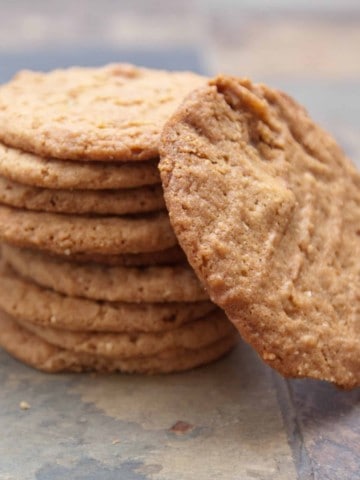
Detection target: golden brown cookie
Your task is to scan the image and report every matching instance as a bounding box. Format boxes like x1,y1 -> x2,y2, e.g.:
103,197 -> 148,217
0,64 -> 205,161
5,244 -> 186,267
0,205 -> 177,255
0,311 -> 238,374
17,309 -> 236,358
0,265 -> 215,333
159,75 -> 360,388
0,144 -> 161,190
0,176 -> 165,215
2,244 -> 208,303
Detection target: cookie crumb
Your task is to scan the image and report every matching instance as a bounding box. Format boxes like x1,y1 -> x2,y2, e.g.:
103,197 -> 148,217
19,401 -> 31,410
263,352 -> 276,361
169,420 -> 194,434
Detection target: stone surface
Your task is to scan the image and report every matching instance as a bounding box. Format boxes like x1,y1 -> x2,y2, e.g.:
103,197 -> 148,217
287,380 -> 360,480
0,343 -> 296,480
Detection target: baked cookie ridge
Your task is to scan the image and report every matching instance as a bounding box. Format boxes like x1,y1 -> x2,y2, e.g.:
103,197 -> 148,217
0,176 -> 165,215
0,264 -> 215,333
0,205 -> 177,255
16,309 -> 237,359
0,311 -> 238,374
2,244 -> 208,303
0,143 -> 161,190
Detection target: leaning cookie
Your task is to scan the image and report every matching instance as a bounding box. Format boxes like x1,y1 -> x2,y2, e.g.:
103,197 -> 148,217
0,311 -> 238,374
160,75 -> 360,388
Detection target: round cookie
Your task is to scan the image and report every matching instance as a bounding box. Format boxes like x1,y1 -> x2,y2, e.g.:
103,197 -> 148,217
0,266 -> 215,333
0,176 -> 165,215
159,75 -> 360,388
17,309 -> 236,358
3,244 -> 186,267
0,143 -> 161,190
2,244 -> 208,303
0,311 -> 238,374
0,205 -> 177,255
0,64 -> 205,162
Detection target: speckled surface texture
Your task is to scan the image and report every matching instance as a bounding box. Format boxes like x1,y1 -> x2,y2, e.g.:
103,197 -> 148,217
0,343 -> 297,480
0,1 -> 359,478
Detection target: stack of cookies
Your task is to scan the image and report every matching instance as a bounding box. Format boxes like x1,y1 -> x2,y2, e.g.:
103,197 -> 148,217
0,64 -> 238,374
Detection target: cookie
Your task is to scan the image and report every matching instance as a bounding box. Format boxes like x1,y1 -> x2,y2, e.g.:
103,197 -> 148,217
0,64 -> 205,161
0,143 -> 161,190
2,244 -> 208,303
4,244 -> 186,267
0,176 -> 165,215
0,266 -> 215,333
17,309 -> 236,358
159,75 -> 360,388
0,311 -> 238,374
0,205 -> 177,255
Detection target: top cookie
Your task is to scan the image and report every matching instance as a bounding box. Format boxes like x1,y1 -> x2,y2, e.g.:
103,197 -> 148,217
160,75 -> 360,388
0,64 -> 205,162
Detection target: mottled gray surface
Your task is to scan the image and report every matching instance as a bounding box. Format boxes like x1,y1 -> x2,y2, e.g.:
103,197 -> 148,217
0,343 -> 296,480
287,380 -> 360,480
1,344 -> 359,479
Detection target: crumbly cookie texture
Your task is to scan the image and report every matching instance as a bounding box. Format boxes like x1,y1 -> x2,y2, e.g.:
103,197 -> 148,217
0,205 -> 177,255
0,176 -> 165,215
0,311 -> 238,374
0,265 -> 215,333
0,144 -> 161,190
2,244 -> 208,303
0,64 -> 205,161
160,75 -> 360,388
20,245 -> 187,267
17,309 -> 236,359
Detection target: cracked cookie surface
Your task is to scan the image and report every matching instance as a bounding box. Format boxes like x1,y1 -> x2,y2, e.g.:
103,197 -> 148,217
0,64 -> 205,161
160,75 -> 360,388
